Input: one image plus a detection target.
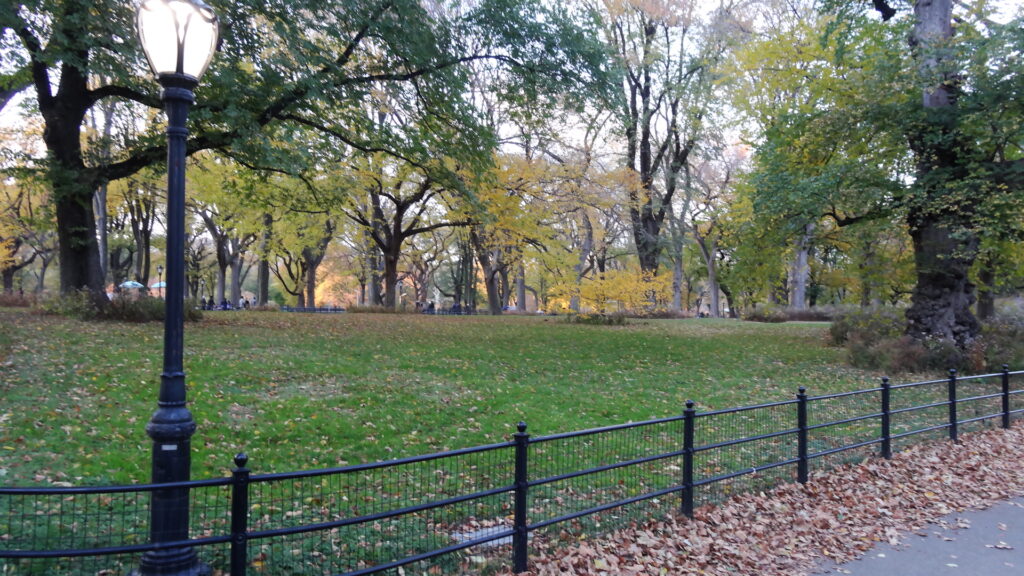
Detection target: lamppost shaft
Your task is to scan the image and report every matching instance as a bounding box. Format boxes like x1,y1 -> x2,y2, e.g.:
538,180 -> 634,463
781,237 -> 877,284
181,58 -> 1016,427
140,77 -> 202,576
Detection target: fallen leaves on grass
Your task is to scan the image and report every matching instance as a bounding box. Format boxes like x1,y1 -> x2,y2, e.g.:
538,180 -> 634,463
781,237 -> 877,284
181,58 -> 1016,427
505,425 -> 1024,576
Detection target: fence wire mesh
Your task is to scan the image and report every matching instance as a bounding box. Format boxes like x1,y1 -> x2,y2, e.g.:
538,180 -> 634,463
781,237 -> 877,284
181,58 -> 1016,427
244,444 -> 513,575
807,389 -> 881,472
526,419 -> 684,549
693,403 -> 797,506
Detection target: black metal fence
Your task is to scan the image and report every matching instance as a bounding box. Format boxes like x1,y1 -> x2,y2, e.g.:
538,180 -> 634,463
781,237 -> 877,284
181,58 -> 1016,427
3,367 -> 1023,575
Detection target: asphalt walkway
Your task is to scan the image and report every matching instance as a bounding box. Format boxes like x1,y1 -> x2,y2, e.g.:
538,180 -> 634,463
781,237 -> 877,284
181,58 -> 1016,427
815,497 -> 1024,575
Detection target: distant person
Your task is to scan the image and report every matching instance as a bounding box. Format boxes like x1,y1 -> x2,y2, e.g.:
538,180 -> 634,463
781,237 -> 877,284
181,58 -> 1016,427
221,298 -> 230,310
426,301 -> 435,314
451,301 -> 461,315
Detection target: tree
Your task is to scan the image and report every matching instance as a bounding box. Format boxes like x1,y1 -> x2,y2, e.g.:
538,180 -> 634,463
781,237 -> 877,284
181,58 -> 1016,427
343,156 -> 469,309
1,0 -> 605,304
599,0 -> 740,276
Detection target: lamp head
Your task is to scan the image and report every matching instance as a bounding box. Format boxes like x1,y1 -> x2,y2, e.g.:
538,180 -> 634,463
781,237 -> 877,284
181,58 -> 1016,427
137,0 -> 219,83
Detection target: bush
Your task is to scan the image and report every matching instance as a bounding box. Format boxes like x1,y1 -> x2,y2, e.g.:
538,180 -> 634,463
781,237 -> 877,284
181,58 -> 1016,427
36,292 -> 202,323
979,312 -> 1024,371
632,309 -> 692,319
565,312 -> 627,326
784,306 -> 843,322
0,292 -> 34,307
743,304 -> 788,323
829,307 -> 903,346
36,291 -> 100,320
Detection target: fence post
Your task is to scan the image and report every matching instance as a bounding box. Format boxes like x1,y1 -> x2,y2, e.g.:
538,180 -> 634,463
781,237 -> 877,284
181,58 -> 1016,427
682,400 -> 695,518
948,369 -> 958,441
512,422 -> 529,574
880,377 -> 892,460
797,387 -> 808,484
1002,365 -> 1011,429
230,453 -> 250,576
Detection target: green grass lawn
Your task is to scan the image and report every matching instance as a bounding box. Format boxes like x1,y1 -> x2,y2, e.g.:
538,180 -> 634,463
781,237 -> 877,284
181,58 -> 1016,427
0,308 -> 882,486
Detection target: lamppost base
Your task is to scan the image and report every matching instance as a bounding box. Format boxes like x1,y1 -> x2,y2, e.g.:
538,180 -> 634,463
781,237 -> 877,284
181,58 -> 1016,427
135,548 -> 212,576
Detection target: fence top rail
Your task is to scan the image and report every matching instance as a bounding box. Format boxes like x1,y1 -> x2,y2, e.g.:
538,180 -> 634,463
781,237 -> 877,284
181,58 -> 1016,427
890,377 -> 949,390
250,440 -> 514,483
957,371 -> 1016,383
697,398 -> 799,418
0,475 -> 230,495
530,414 -> 686,444
807,387 -> 883,402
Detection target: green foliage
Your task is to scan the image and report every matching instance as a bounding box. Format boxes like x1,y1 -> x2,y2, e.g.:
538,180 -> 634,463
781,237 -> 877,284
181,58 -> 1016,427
979,311 -> 1024,371
564,312 -> 627,326
829,307 -> 904,346
35,293 -> 202,323
845,334 -> 980,374
35,291 -> 102,321
784,306 -> 843,322
832,305 -> 987,372
743,305 -> 788,323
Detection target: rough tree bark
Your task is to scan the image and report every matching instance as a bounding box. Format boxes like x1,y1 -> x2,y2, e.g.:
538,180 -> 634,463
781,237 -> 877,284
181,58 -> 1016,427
899,0 -> 981,347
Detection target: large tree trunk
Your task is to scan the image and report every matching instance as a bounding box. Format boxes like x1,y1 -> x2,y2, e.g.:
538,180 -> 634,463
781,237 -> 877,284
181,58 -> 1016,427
788,224 -> 813,310
571,212 -> 594,312
257,213 -> 272,306
471,229 -> 503,315
35,37 -> 106,306
976,257 -> 995,321
903,0 -> 981,349
382,250 -> 400,309
696,235 -> 721,318
515,264 -> 527,312
905,218 -> 980,346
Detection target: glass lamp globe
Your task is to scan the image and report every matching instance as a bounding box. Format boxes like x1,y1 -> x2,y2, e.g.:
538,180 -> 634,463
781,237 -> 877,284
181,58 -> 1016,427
137,0 -> 219,82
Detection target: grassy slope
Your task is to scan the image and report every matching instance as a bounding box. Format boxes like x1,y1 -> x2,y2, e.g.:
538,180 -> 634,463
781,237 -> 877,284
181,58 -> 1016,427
0,309 -> 879,485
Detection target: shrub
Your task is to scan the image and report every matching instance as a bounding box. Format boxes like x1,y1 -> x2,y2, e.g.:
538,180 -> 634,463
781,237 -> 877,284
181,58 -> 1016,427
36,291 -> 100,320
743,304 -> 788,323
36,292 -> 202,323
845,332 -> 984,373
979,312 -> 1024,370
0,292 -> 34,308
632,309 -> 692,319
784,306 -> 843,322
565,312 -> 627,326
829,307 -> 903,346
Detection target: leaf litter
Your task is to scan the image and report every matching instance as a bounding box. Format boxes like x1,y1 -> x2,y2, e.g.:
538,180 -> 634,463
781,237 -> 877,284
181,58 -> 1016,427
500,424 -> 1024,575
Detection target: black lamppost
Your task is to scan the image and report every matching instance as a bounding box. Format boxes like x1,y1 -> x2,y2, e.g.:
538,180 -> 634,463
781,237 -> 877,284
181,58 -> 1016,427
136,1 -> 218,574
157,265 -> 164,299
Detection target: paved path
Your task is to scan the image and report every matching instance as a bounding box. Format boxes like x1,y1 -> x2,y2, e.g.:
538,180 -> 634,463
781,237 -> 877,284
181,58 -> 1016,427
816,498 -> 1024,575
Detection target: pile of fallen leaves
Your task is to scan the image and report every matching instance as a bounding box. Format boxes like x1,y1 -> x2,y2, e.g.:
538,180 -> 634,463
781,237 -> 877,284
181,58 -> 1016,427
505,424 -> 1024,575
